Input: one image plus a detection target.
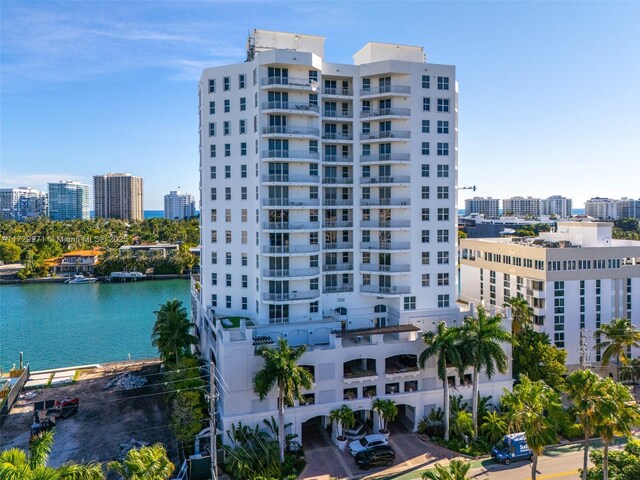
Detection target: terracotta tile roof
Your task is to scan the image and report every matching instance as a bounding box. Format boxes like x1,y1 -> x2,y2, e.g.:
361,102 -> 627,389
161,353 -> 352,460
62,249 -> 102,257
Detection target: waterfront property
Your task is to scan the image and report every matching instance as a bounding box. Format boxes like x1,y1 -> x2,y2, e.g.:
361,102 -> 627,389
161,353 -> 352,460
193,30 -> 513,447
460,220 -> 640,370
119,243 -> 180,258
45,249 -> 102,276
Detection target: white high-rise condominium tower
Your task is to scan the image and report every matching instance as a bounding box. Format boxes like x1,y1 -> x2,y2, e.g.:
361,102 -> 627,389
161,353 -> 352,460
164,190 -> 196,219
48,181 -> 90,220
502,196 -> 541,217
464,197 -> 500,218
585,197 -> 618,220
540,195 -> 572,219
0,187 -> 48,221
193,30 -> 512,445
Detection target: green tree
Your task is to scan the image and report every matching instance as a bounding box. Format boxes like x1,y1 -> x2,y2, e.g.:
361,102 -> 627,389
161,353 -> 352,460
107,444 -> 175,480
512,329 -> 567,390
0,241 -> 21,263
253,338 -> 312,464
565,369 -> 607,480
586,439 -> 640,480
170,390 -> 206,447
421,459 -> 471,480
459,307 -> 511,440
329,404 -> 356,441
503,297 -> 533,336
502,375 -> 565,480
620,357 -> 640,397
0,430 -> 105,479
449,410 -> 473,439
372,398 -> 398,435
419,322 -> 465,441
614,218 -> 639,232
596,318 -> 640,380
151,299 -> 197,367
480,410 -> 507,445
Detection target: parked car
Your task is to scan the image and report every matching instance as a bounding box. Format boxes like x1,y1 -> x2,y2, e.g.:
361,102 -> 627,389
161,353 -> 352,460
348,434 -> 388,456
491,432 -> 533,465
354,445 -> 396,469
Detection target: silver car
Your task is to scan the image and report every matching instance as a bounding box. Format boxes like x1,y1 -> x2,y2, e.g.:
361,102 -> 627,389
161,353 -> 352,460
348,434 -> 389,456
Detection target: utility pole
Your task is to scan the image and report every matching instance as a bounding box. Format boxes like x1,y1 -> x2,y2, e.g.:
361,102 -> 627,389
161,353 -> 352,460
209,361 -> 218,480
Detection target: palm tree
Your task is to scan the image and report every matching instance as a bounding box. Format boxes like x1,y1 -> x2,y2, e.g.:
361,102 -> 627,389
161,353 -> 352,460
329,404 -> 356,443
151,299 -> 198,367
565,369 -> 607,480
108,443 -> 175,480
501,375 -> 565,480
372,398 -> 398,435
418,322 -> 465,441
480,410 -> 507,445
595,318 -> 640,380
620,357 -> 640,398
0,430 -> 105,480
421,459 -> 471,480
503,297 -> 533,336
253,338 -> 313,464
595,378 -> 640,480
459,306 -> 511,440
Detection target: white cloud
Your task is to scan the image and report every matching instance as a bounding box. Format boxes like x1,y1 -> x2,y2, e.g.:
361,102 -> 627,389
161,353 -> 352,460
0,173 -> 91,191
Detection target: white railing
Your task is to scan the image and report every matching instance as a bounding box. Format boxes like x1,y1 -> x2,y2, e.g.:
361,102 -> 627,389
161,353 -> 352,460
360,198 -> 410,207
360,264 -> 411,273
262,267 -> 320,278
263,245 -> 320,254
263,221 -> 319,230
360,153 -> 410,163
360,285 -> 411,295
262,76 -> 318,89
360,220 -> 411,228
360,85 -> 411,95
262,149 -> 319,160
360,242 -> 411,250
360,130 -> 411,140
262,198 -> 319,207
262,101 -> 319,112
263,290 -> 320,301
360,176 -> 411,184
361,108 -> 410,117
262,174 -> 319,183
262,126 -> 319,136
323,155 -> 353,163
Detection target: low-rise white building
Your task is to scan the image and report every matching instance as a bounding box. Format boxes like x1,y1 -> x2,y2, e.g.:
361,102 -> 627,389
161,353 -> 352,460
460,221 -> 640,370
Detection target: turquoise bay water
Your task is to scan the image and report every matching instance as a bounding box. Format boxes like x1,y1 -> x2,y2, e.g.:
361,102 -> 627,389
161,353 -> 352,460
0,280 -> 190,371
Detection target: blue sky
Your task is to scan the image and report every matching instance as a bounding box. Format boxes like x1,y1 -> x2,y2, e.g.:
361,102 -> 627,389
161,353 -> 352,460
1,1 -> 639,210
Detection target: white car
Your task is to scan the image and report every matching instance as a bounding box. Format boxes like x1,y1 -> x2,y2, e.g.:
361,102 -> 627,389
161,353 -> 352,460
348,434 -> 389,456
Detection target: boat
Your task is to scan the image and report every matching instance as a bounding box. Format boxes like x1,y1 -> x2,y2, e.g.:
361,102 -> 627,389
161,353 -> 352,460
110,271 -> 146,282
66,275 -> 98,284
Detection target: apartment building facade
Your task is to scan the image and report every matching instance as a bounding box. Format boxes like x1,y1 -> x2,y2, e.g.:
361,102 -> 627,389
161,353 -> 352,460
0,187 -> 48,221
502,196 -> 541,217
194,30 -> 512,444
93,173 -> 143,221
464,197 -> 500,218
48,181 -> 90,220
585,197 -> 618,221
540,195 -> 572,219
460,221 -> 640,370
164,190 -> 196,219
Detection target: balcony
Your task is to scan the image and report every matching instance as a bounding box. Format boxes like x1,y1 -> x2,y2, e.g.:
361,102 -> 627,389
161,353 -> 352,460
262,126 -> 319,138
262,198 -> 320,207
322,132 -> 353,142
262,244 -> 320,254
262,267 -> 320,279
360,176 -> 411,185
360,130 -> 411,141
323,285 -> 354,294
360,85 -> 411,97
360,285 -> 411,296
262,221 -> 319,231
322,220 -> 353,228
322,263 -> 354,272
323,110 -> 353,119
262,290 -> 320,302
323,242 -> 353,250
360,264 -> 411,273
322,86 -> 353,97
360,220 -> 411,229
360,242 -> 411,251
323,199 -> 354,207
360,108 -> 410,118
261,76 -> 318,91
360,198 -> 410,207
262,149 -> 320,162
262,101 -> 319,114
360,153 -> 410,164
323,155 -> 353,163
262,174 -> 319,184
322,176 -> 353,185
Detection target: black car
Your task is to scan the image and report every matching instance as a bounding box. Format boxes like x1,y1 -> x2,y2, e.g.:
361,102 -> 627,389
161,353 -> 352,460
354,445 -> 396,470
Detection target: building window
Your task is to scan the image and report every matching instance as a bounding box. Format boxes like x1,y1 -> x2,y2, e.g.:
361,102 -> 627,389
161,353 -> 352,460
423,97 -> 430,111
226,295 -> 231,308
208,79 -> 215,93
438,294 -> 450,308
223,121 -> 230,135
404,296 -> 416,310
209,122 -> 216,137
241,231 -> 247,244
422,208 -> 430,221
239,120 -> 246,135
210,166 -> 216,179
225,208 -> 231,222
437,98 -> 450,112
437,120 -> 449,134
224,99 -> 230,113
422,252 -> 430,265
241,297 -> 247,310
239,74 -> 246,89
211,252 -> 217,264
437,229 -> 449,242
225,274 -> 232,287
437,251 -> 450,264
225,144 -> 231,157
437,186 -> 449,199
210,144 -> 216,158
310,301 -> 318,313
240,97 -> 246,111
225,231 -> 232,243
421,164 -> 430,177
225,165 -> 231,179
421,186 -> 430,199
422,142 -> 430,155
438,273 -> 449,286
241,164 -> 247,178
421,230 -> 430,243
211,294 -> 217,307
223,76 -> 230,91
437,142 -> 449,156
422,120 -> 430,133
241,209 -> 247,222
437,165 -> 449,178
437,76 -> 449,90
241,187 -> 247,200
211,272 -> 217,285
242,253 -> 248,266
422,75 -> 430,89
422,274 -> 430,287
225,187 -> 231,200
209,101 -> 215,114
210,208 -> 217,221
240,142 -> 247,155
210,188 -> 217,201
437,208 -> 449,221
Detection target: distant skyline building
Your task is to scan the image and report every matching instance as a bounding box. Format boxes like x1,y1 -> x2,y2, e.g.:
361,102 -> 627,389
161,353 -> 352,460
0,187 -> 48,221
164,190 -> 196,220
502,196 -> 541,217
540,195 -> 572,219
617,198 -> 640,220
48,181 -> 90,220
93,173 -> 143,221
464,197 -> 500,218
585,197 -> 618,221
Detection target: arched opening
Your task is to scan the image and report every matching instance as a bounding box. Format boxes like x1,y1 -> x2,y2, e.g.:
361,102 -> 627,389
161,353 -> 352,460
384,354 -> 418,374
301,415 -> 331,450
388,403 -> 417,434
343,358 -> 377,380
334,307 -> 347,316
373,304 -> 388,327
